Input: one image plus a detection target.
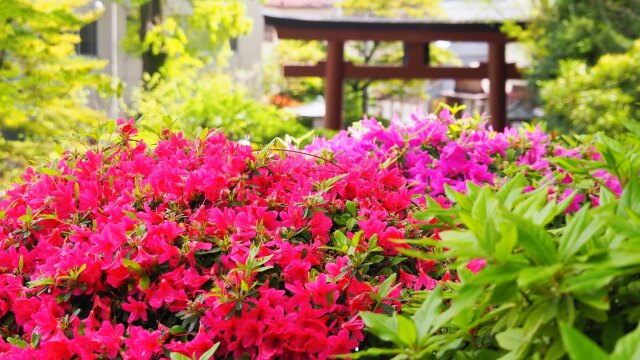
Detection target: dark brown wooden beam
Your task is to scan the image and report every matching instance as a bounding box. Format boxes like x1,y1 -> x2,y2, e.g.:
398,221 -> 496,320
403,43 -> 428,67
284,62 -> 326,77
324,41 -> 344,130
284,62 -> 521,80
488,42 -> 507,131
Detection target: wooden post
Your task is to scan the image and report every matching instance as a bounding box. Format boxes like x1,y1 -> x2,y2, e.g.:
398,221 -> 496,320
488,42 -> 507,131
403,42 -> 430,66
324,40 -> 344,130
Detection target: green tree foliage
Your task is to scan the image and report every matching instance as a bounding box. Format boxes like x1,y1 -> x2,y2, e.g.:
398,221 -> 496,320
127,0 -> 307,144
525,0 -> 640,85
0,0 -> 112,138
0,0 -> 114,188
337,0 -> 442,18
517,0 -> 640,135
542,40 -> 640,136
125,0 -> 253,80
134,72 -> 308,145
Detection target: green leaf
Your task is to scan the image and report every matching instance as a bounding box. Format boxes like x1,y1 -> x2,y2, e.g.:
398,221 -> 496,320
30,331 -> 42,348
7,337 -> 28,349
560,268 -> 621,293
396,314 -> 418,347
619,176 -> 640,216
336,347 -> 401,358
599,186 -> 616,207
170,352 -> 191,360
333,230 -> 349,249
351,230 -> 364,247
139,274 -> 151,291
495,174 -> 527,209
360,312 -> 403,345
503,211 -> 557,265
27,277 -> 56,288
488,281 -> 519,304
436,284 -> 484,329
559,206 -> 606,261
122,211 -> 140,221
496,328 -> 524,351
513,187 -> 548,219
444,184 -> 473,210
122,259 -> 145,276
106,119 -> 116,133
199,343 -> 220,360
38,167 -> 61,176
345,201 -> 357,216
468,263 -> 523,286
517,264 -> 562,288
559,322 -> 609,360
602,315 -> 624,352
413,286 -> 443,342
610,324 -> 640,360
377,273 -> 398,299
169,325 -> 187,335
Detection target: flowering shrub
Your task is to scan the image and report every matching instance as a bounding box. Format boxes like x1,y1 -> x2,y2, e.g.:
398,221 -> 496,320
0,112 -> 617,359
307,109 -> 620,205
350,124 -> 640,360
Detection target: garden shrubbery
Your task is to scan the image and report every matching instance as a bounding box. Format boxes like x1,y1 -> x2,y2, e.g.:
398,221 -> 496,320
0,110 -> 637,359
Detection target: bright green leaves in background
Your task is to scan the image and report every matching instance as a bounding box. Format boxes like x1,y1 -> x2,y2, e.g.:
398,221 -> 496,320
357,128 -> 640,359
0,0 -> 117,188
0,0 -> 114,138
337,0 -> 442,18
516,0 -> 640,137
542,40 -> 640,137
126,0 -> 309,146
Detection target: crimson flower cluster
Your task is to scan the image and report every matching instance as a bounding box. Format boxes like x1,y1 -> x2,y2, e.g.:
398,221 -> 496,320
0,112 -> 617,359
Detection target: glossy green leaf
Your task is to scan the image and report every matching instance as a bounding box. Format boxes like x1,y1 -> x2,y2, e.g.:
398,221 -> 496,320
559,322 -> 609,360
610,324 -> 640,360
412,285 -> 443,341
169,352 -> 191,360
396,314 -> 418,347
496,328 -> 524,351
122,259 -> 145,276
199,342 -> 220,360
559,206 -> 606,260
360,312 -> 403,345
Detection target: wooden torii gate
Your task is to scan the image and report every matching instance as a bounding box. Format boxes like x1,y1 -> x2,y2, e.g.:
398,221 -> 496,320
264,12 -> 523,131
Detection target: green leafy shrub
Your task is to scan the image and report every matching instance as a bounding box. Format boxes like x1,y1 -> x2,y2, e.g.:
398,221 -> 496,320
133,72 -> 309,146
541,40 -> 640,137
353,125 -> 640,359
0,0 -> 116,188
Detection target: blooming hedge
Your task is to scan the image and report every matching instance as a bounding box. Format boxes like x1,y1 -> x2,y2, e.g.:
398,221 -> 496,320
0,112 -> 617,359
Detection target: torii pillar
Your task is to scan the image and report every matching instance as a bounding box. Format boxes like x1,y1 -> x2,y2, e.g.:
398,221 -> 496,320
489,42 -> 507,131
325,41 -> 344,130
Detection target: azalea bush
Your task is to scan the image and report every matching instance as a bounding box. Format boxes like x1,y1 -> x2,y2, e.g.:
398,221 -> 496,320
0,110 -> 622,359
350,123 -> 640,359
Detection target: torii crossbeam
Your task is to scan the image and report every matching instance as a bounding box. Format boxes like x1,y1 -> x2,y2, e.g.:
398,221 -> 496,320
264,12 -> 524,131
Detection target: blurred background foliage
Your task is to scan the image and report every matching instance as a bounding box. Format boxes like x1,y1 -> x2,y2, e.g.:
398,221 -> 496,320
0,0 -> 115,188
542,40 -> 640,136
516,0 -> 640,136
124,0 -> 308,143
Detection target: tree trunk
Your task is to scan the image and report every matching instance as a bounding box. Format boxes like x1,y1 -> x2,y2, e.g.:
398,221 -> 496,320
362,84 -> 369,115
140,0 -> 165,85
